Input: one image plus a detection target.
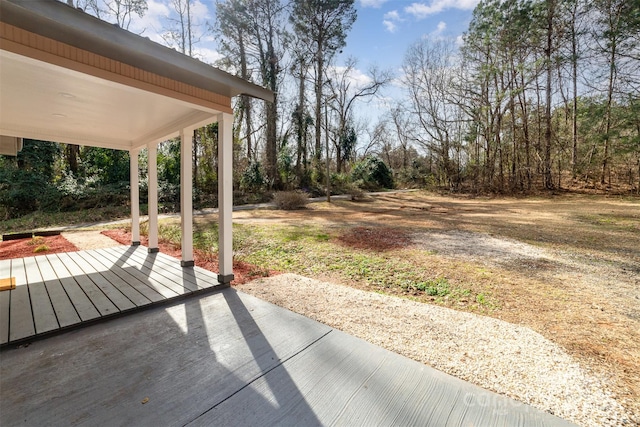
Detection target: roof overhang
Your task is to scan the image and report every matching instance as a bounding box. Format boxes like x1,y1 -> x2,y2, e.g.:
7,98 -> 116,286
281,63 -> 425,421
0,0 -> 274,152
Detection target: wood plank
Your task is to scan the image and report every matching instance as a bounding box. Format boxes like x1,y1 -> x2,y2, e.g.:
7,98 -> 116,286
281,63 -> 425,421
104,246 -> 199,295
92,248 -> 176,300
46,254 -> 100,322
0,287 -> 9,344
124,246 -> 217,291
0,289 -> 333,426
56,252 -> 119,316
8,258 -> 34,341
150,247 -> 221,285
63,251 -> 136,312
0,277 -> 16,291
75,251 -> 150,309
0,258 -> 13,279
201,328 -> 575,427
24,256 -> 59,334
10,257 -> 27,286
82,249 -> 165,304
0,260 -> 10,343
35,256 -> 80,328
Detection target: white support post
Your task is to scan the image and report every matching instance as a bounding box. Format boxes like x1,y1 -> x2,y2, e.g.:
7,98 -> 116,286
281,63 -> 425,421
147,142 -> 159,253
217,112 -> 234,284
130,149 -> 140,246
180,127 -> 194,267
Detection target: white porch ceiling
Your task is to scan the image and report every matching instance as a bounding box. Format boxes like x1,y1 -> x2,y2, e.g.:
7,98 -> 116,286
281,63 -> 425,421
0,50 -> 218,151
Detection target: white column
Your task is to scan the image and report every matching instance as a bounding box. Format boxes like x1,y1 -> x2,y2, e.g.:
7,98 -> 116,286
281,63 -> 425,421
180,127 -> 194,267
130,149 -> 140,245
217,112 -> 234,284
147,142 -> 159,253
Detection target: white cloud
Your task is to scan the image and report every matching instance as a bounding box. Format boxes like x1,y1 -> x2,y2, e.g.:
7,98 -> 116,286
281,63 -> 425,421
191,0 -> 211,21
405,0 -> 479,19
383,10 -> 402,33
384,10 -> 401,20
421,20 -> 448,39
360,0 -> 390,8
128,0 -> 170,37
383,20 -> 397,33
328,65 -> 373,89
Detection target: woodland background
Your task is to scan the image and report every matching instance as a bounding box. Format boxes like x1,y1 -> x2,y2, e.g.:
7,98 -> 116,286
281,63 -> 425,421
1,0 -> 638,220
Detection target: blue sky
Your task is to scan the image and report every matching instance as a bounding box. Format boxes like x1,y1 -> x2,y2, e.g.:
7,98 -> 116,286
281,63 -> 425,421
341,0 -> 478,71
131,0 -> 479,73
125,0 -> 479,126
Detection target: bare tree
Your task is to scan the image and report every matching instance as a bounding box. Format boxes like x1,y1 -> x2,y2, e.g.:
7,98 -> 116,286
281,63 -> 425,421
402,37 -> 465,188
75,0 -> 147,30
325,57 -> 393,172
290,0 -> 357,174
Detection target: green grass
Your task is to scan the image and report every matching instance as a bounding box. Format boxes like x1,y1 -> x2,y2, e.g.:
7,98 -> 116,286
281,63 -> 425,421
180,222 -> 492,309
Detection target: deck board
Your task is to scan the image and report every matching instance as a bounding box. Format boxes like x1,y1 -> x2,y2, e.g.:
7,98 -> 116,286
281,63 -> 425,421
106,246 -> 200,294
78,250 -> 155,307
46,254 -> 100,322
0,246 -> 227,347
110,247 -> 203,293
68,251 -> 138,311
95,247 -> 180,299
87,248 -> 168,303
35,256 -> 81,328
0,258 -> 10,278
0,288 -> 9,344
127,247 -> 219,290
24,257 -> 59,335
8,259 -> 34,341
0,287 -> 576,427
56,252 -> 119,317
0,259 -> 10,344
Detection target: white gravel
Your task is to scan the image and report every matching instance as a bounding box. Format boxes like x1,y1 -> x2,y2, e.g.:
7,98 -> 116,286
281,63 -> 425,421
62,230 -> 123,250
237,273 -> 632,427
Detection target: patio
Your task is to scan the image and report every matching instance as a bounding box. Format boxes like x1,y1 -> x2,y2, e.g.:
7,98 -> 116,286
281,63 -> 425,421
0,245 -> 225,346
0,247 -> 576,426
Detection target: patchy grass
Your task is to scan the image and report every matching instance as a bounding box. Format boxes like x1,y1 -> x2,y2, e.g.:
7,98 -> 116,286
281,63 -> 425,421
153,219 -> 497,311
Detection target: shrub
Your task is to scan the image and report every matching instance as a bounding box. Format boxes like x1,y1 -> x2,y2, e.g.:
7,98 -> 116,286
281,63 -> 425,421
240,162 -> 266,193
28,236 -> 46,246
351,156 -> 394,190
33,244 -> 49,253
347,185 -> 366,201
273,191 -> 309,210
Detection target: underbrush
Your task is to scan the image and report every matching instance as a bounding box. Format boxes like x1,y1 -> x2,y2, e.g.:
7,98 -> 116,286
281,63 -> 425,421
0,205 -> 136,234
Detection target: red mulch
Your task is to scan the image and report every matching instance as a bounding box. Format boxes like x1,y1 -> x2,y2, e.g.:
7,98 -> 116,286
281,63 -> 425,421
0,235 -> 79,260
335,226 -> 412,251
101,229 -> 278,285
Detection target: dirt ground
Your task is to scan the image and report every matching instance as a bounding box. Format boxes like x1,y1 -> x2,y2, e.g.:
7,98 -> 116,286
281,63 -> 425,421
0,235 -> 78,259
225,191 -> 640,420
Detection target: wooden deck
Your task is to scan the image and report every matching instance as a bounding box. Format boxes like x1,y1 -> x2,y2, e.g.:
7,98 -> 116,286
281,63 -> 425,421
0,247 -> 577,426
0,286 -> 576,426
0,245 -> 224,346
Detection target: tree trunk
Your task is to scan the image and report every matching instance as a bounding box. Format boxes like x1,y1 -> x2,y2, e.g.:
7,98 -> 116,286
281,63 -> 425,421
315,47 -> 323,165
571,3 -> 579,181
295,65 -> 305,179
544,0 -> 555,189
602,36 -> 616,185
193,129 -> 198,194
65,144 -> 80,174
